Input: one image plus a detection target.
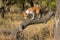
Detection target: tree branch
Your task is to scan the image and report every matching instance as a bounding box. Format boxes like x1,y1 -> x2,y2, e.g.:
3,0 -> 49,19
20,10 -> 54,30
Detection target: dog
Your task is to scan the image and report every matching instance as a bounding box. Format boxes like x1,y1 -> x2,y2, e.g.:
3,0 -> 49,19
23,3 -> 41,20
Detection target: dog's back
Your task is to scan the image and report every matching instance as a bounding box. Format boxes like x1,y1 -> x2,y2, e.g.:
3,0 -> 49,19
23,4 -> 41,19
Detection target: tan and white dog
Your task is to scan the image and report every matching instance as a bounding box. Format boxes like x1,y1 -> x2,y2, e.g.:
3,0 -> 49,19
23,4 -> 41,20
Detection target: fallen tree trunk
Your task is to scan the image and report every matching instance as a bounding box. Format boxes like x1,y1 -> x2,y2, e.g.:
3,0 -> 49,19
20,10 -> 54,30
0,10 -> 54,34
16,10 -> 54,40
0,29 -> 17,35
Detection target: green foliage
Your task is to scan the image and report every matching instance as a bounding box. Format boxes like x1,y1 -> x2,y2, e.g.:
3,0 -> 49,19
7,0 -> 11,1
16,0 -> 22,7
8,0 -> 56,11
51,2 -> 56,7
6,0 -> 14,3
48,1 -> 56,10
40,0 -> 56,10
41,1 -> 47,7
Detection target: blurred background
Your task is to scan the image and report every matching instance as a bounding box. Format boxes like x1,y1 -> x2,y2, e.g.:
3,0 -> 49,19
0,0 -> 56,40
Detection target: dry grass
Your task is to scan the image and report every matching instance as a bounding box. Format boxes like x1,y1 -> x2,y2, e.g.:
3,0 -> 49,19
19,16 -> 54,40
0,13 -> 54,40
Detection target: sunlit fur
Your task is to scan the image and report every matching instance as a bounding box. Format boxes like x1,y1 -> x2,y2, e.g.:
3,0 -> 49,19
23,4 -> 41,19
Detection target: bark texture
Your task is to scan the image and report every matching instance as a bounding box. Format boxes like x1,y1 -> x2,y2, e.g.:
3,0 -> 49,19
54,0 -> 60,40
20,10 -> 54,30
